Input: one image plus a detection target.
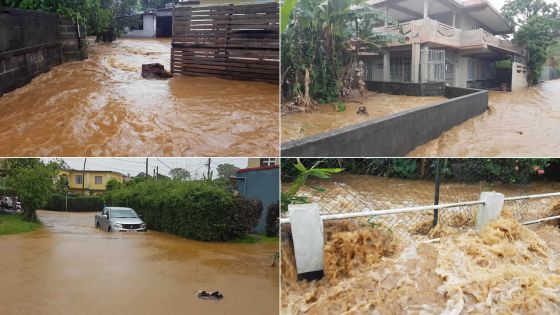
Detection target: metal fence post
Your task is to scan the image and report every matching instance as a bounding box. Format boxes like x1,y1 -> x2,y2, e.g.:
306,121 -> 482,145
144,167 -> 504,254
289,203 -> 324,281
432,159 -> 441,227
475,191 -> 505,231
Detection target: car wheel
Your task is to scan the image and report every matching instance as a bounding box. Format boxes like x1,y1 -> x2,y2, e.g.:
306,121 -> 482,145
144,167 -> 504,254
108,226 -> 112,232
96,222 -> 99,228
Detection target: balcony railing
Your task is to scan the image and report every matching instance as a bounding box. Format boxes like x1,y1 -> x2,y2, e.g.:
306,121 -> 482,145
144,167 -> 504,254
373,18 -> 524,56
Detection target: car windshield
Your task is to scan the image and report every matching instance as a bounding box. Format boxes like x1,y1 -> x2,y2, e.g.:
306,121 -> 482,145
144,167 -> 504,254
110,209 -> 137,218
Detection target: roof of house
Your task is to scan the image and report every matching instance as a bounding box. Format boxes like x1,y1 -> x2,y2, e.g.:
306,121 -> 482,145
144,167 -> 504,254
235,165 -> 279,174
61,169 -> 126,177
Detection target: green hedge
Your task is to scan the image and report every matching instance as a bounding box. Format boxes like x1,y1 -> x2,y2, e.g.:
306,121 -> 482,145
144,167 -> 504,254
265,202 -> 279,237
45,194 -> 104,212
104,180 -> 263,242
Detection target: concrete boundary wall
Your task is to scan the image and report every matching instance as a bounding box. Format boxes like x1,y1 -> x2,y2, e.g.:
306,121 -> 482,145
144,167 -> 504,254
366,81 -> 445,96
281,87 -> 488,157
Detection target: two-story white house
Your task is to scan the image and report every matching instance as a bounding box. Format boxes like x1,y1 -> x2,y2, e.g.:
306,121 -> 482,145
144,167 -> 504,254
363,0 -> 528,91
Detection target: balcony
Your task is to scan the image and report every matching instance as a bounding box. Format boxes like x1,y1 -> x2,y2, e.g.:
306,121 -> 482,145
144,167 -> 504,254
373,18 -> 525,57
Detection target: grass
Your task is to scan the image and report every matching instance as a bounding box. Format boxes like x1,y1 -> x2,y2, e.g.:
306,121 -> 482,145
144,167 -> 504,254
0,213 -> 41,235
233,234 -> 279,244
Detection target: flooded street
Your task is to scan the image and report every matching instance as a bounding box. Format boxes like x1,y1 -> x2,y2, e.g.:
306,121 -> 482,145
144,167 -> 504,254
410,79 -> 560,156
0,39 -> 278,156
0,210 -> 278,315
281,92 -> 446,142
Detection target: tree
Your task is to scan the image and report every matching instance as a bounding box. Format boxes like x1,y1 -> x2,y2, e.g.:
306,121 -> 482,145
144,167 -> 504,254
169,168 -> 191,181
106,178 -> 123,191
5,159 -> 58,221
217,163 -> 239,179
502,0 -> 558,27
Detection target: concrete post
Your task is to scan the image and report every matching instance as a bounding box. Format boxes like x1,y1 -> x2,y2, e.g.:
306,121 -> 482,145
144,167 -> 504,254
384,4 -> 389,27
288,203 -> 324,281
411,43 -> 421,83
475,192 -> 505,231
452,10 -> 456,28
383,50 -> 391,82
423,0 -> 430,19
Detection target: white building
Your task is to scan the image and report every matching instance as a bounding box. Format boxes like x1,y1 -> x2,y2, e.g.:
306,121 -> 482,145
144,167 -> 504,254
363,0 -> 528,91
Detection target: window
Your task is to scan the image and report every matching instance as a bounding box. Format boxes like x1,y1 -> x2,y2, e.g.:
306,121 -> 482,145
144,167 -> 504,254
95,176 -> 103,185
467,59 -> 476,81
260,158 -> 276,166
75,175 -> 83,185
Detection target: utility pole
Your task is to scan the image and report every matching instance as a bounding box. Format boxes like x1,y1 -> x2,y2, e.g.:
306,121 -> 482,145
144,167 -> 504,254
145,158 -> 148,181
82,158 -> 87,195
432,159 -> 441,227
206,158 -> 211,180
156,166 -> 158,180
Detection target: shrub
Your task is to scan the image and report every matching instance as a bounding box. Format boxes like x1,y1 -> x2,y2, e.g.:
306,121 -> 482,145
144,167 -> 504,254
265,202 -> 279,237
104,180 -> 262,242
45,194 -> 104,212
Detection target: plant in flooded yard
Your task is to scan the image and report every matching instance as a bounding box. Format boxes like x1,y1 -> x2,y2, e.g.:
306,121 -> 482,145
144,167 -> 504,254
281,0 -> 402,108
333,101 -> 346,112
281,159 -> 343,212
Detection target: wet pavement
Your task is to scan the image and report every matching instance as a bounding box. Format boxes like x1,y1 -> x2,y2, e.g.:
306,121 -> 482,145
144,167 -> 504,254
410,79 -> 560,156
281,92 -> 446,142
0,39 -> 279,156
0,210 -> 278,315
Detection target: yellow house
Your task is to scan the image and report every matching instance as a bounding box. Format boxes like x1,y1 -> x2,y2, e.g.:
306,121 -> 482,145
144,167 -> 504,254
58,169 -> 125,195
247,158 -> 278,168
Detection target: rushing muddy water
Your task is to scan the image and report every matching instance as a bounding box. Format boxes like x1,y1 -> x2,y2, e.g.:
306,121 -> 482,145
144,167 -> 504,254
0,210 -> 278,314
0,39 -> 278,156
281,93 -> 446,142
410,79 -> 560,156
281,208 -> 560,314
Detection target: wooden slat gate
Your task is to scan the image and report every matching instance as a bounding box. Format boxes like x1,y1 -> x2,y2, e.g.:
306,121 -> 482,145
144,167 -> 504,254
171,3 -> 279,83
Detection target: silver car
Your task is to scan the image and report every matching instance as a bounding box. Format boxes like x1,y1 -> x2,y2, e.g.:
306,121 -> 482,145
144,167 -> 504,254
95,207 -> 147,232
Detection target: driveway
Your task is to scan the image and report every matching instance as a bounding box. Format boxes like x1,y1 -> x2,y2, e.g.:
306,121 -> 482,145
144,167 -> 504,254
0,210 -> 278,314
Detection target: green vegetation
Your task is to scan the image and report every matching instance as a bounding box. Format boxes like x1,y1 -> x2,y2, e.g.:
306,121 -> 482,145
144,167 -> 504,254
4,159 -> 59,221
233,234 -> 279,244
0,213 -> 41,235
104,180 -> 263,242
45,194 -> 104,212
169,168 -> 191,181
282,158 -> 553,184
496,59 -> 513,69
265,202 -> 279,237
281,159 -> 343,212
333,101 -> 346,112
281,0 -> 402,106
216,163 -> 239,179
501,0 -> 560,85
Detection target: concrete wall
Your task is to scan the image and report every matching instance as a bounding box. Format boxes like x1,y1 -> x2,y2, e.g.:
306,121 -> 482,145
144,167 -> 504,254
366,81 -> 445,96
236,166 -> 279,234
282,87 -> 488,157
511,62 -> 528,91
124,14 -> 156,38
0,8 -> 85,96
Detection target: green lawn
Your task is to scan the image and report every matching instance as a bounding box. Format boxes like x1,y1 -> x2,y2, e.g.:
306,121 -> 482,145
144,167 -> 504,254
233,234 -> 279,244
0,213 -> 41,235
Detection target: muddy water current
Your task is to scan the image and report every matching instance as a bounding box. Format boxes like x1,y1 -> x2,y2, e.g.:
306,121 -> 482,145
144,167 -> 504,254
0,39 -> 278,156
281,93 -> 446,142
0,210 -> 278,314
410,79 -> 560,156
281,176 -> 560,313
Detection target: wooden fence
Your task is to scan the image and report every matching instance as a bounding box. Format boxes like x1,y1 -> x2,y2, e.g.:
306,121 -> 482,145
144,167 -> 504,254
171,3 -> 279,83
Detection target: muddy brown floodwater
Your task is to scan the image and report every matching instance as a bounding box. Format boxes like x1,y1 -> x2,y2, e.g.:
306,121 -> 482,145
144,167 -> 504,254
281,92 -> 446,142
0,210 -> 278,315
410,79 -> 560,156
0,39 -> 278,156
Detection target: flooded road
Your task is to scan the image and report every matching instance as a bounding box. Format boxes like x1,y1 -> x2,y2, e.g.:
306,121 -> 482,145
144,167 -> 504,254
0,39 -> 278,156
0,210 -> 278,315
281,93 -> 446,142
410,79 -> 560,156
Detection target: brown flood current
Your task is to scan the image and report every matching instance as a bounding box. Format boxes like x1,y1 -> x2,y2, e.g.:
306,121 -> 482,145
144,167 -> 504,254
281,93 -> 446,142
0,38 -> 279,156
0,210 -> 278,315
410,79 -> 560,157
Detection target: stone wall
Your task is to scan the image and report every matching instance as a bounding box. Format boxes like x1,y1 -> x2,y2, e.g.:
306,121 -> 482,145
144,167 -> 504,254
282,87 -> 488,157
0,8 -> 86,96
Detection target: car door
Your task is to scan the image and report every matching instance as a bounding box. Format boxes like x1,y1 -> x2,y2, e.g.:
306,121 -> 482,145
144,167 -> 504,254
100,208 -> 109,230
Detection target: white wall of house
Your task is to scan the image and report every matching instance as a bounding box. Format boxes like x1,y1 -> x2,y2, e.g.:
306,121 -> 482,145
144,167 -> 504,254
123,14 -> 156,38
511,62 -> 528,91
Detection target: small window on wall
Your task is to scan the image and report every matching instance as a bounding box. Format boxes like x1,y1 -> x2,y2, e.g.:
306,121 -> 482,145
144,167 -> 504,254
377,63 -> 383,69
75,175 -> 83,185
260,158 -> 276,167
95,176 -> 103,185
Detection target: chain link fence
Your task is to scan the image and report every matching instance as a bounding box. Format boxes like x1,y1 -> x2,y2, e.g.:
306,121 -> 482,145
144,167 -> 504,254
281,158 -> 560,238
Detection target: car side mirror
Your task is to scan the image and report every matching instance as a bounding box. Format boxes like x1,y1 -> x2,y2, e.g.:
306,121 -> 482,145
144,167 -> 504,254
138,214 -> 143,218
103,214 -> 108,219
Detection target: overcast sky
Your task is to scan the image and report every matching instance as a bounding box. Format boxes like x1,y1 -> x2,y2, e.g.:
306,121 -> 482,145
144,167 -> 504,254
42,158 -> 249,179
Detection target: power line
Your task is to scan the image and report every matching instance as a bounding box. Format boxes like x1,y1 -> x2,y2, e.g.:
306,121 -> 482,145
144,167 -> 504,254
156,158 -> 173,171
